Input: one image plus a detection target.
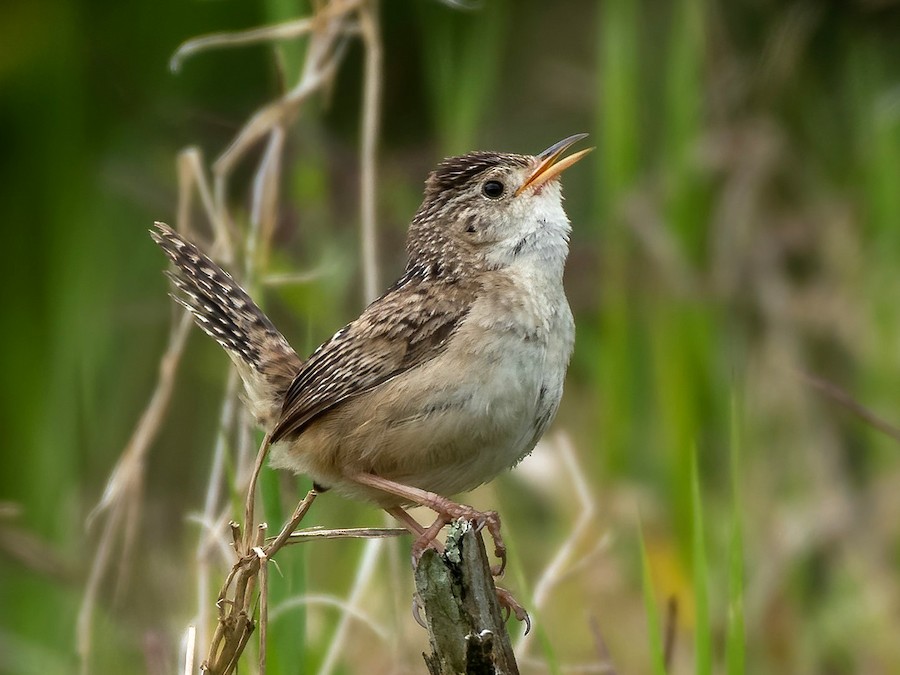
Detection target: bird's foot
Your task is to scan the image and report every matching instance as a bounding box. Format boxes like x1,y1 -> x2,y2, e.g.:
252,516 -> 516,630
410,514 -> 449,567
357,474 -> 507,573
495,586 -> 531,634
454,506 -> 506,577
416,505 -> 506,576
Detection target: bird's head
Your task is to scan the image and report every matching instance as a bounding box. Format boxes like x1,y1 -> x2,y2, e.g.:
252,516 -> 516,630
407,134 -> 592,278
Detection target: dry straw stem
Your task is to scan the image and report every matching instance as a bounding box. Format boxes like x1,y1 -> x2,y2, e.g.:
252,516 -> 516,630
78,309 -> 193,674
797,369 -> 900,445
514,433 -> 604,661
588,615 -> 620,675
82,1 -> 384,673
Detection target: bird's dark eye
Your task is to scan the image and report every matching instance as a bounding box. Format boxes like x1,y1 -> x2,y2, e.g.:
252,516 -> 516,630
482,180 -> 505,200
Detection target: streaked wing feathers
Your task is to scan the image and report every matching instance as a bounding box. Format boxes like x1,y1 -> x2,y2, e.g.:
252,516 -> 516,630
269,274 -> 476,443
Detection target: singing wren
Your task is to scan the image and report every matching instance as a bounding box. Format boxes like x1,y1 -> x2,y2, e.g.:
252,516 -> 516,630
152,133 -> 591,578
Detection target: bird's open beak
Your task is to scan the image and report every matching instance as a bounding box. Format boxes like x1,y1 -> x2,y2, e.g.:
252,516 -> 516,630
516,133 -> 593,196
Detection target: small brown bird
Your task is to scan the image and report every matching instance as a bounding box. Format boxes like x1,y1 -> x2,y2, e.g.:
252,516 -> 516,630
152,134 -> 590,581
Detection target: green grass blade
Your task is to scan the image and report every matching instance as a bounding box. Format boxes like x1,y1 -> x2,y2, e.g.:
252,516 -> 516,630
690,445 -> 711,675
260,467 -> 309,674
593,0 -> 642,477
597,0 -> 641,214
725,395 -> 746,675
639,521 -> 669,675
416,0 -> 509,153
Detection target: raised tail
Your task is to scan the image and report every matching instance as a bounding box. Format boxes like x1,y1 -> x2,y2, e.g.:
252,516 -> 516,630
151,222 -> 301,431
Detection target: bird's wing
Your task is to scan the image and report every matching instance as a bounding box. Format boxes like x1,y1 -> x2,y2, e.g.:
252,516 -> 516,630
269,273 -> 477,443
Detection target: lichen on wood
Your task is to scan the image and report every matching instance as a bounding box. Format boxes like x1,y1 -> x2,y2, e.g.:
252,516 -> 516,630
415,520 -> 520,675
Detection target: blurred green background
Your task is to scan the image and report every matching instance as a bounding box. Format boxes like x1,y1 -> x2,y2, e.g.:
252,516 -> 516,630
3,0 -> 900,673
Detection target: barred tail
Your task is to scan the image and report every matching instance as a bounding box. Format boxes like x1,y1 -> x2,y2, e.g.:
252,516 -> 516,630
151,222 -> 301,430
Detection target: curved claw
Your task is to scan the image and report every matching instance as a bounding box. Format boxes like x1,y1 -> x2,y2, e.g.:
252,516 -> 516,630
472,510 -> 506,578
412,593 -> 428,629
521,611 -> 532,636
490,549 -> 507,577
495,586 -> 531,635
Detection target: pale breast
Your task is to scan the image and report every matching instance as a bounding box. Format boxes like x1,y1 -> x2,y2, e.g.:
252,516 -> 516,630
272,270 -> 574,504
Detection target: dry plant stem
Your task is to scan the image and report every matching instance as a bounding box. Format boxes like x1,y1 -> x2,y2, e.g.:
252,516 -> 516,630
358,0 -> 382,302
78,491 -> 124,672
241,434 -> 273,555
248,126 -> 286,270
279,526 -> 407,545
177,15 -> 357,662
588,615 -> 619,675
319,537 -> 385,675
177,149 -> 224,256
78,309 -> 193,673
170,19 -> 316,71
85,3 -> 384,672
168,0 -> 363,71
798,368 -> 900,444
515,432 -> 598,657
84,4 -> 362,670
210,17 -> 350,223
203,491 -> 318,674
256,545 -> 269,675
183,625 -> 197,675
266,490 -> 319,554
269,594 -> 390,639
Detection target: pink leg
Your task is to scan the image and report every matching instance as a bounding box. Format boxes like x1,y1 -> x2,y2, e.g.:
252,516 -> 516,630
354,473 -> 506,576
374,478 -> 529,631
384,505 -> 446,562
385,505 -> 436,630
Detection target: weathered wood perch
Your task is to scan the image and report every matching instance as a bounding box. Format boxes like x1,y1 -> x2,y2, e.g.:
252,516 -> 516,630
415,520 -> 520,675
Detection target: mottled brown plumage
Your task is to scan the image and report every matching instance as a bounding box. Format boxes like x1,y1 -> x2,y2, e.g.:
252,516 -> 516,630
152,224 -> 300,428
271,272 -> 478,443
152,135 -> 591,607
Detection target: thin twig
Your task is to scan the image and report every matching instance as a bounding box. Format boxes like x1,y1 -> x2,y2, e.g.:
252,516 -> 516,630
278,525 -> 406,544
248,126 -> 286,272
170,19 -> 316,72
241,434 -> 272,555
266,490 -> 319,555
588,615 -> 619,675
256,546 -> 269,675
797,369 -> 900,444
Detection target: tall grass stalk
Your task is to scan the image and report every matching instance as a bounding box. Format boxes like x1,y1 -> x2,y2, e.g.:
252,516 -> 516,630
725,397 -> 745,675
690,445 -> 711,675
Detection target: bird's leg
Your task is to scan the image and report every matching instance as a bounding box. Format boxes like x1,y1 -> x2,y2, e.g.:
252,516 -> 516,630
384,505 -> 440,630
384,505 -> 446,566
354,473 -> 506,576
382,492 -> 530,633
